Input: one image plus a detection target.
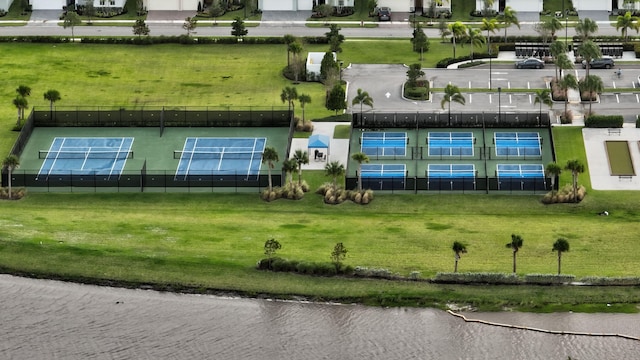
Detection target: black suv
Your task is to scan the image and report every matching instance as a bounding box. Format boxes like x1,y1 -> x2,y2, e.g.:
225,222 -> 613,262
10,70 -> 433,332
582,58 -> 615,69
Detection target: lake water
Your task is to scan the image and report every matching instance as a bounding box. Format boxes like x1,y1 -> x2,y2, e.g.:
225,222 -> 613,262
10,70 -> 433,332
0,275 -> 638,359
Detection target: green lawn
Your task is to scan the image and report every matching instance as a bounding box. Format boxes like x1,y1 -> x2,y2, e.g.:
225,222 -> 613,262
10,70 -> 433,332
3,41 -> 640,312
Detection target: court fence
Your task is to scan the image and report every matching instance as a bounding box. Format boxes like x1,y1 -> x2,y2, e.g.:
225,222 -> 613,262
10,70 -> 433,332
32,106 -> 292,129
359,146 -> 544,161
6,170 -> 281,193
352,111 -> 551,129
346,176 -> 553,194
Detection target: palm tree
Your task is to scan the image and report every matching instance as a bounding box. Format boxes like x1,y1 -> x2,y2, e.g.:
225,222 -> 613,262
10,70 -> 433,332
452,241 -> 467,273
293,149 -> 309,185
580,74 -> 604,115
542,17 -> 563,40
545,162 -> 562,195
499,6 -> 520,42
480,18 -> 498,53
533,89 -> 552,122
558,74 -> 578,117
352,88 -> 373,114
467,28 -> 486,62
12,96 -> 28,126
552,238 -> 570,275
550,41 -> 567,80
578,40 -> 602,80
616,11 -> 639,42
283,34 -> 296,66
281,158 -> 297,185
16,85 -> 31,98
448,21 -> 467,58
298,93 -> 311,122
575,18 -> 598,42
261,147 -> 279,192
324,161 -> 345,188
280,86 -> 298,117
351,152 -> 370,191
555,53 -> 574,80
2,155 -> 20,200
43,89 -> 61,113
441,84 -> 466,121
506,234 -> 524,273
565,159 -> 585,202
288,41 -> 303,83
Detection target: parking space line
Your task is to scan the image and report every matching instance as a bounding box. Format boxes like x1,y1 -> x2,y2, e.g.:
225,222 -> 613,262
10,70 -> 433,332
612,81 -> 617,89
508,81 -> 511,89
469,94 -> 472,103
528,94 -> 532,104
616,94 -> 620,103
527,82 -> 530,89
636,94 -> 639,103
509,94 -> 512,104
469,81 -> 472,89
489,94 -> 493,104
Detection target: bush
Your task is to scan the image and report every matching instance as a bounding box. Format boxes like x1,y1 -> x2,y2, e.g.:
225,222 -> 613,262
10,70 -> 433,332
585,115 -> 624,128
403,80 -> 429,100
524,274 -> 576,285
436,52 -> 495,68
542,184 -> 586,204
433,272 -> 521,284
353,266 -> 398,279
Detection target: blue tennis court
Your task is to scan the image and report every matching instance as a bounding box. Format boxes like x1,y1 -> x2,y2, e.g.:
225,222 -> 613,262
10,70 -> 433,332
497,164 -> 545,178
497,164 -> 546,190
427,164 -> 476,178
37,137 -> 134,179
428,132 -> 474,156
175,137 -> 266,180
495,132 -> 542,157
361,132 -> 407,156
360,164 -> 406,190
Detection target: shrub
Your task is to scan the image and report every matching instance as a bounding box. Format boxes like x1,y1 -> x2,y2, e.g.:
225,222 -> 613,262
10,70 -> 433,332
409,271 -> 421,280
585,115 -> 624,128
353,266 -> 397,279
542,184 -> 586,204
524,274 -> 576,285
433,272 -> 521,284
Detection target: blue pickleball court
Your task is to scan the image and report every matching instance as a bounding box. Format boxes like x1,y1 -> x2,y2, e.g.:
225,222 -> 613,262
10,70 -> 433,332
174,137 -> 266,180
37,137 -> 134,180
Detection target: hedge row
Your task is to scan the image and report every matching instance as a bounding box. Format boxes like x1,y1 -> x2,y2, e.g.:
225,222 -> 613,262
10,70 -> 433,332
256,257 -> 351,276
579,276 -> 640,286
436,52 -> 496,68
434,272 -> 577,285
585,115 -> 624,128
0,35 -> 329,45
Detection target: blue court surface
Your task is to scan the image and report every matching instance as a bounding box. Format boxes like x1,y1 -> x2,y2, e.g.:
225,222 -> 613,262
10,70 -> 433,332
175,137 -> 266,180
496,164 -> 545,178
361,164 -> 406,178
361,132 -> 407,156
494,132 -> 542,157
428,132 -> 474,156
38,137 -> 134,179
428,164 -> 476,178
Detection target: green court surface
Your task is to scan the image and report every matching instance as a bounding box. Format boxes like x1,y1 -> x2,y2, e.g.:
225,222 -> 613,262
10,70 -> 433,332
348,128 -> 554,179
605,141 -> 635,176
18,127 -> 290,176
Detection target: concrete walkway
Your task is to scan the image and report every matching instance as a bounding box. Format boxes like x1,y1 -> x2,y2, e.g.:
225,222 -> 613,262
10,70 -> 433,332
289,122 -> 350,170
583,128 -> 640,190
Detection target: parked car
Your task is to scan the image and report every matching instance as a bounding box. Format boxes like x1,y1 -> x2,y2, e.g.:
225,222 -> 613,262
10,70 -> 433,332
515,58 -> 545,69
377,7 -> 391,21
582,57 -> 615,69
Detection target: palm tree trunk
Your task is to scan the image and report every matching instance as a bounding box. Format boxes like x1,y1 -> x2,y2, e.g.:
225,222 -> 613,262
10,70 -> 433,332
8,169 -> 13,199
267,166 -> 273,192
573,173 -> 578,202
454,258 -> 459,273
512,251 -> 517,273
357,163 -> 362,191
452,36 -> 456,58
298,167 -> 302,186
557,252 -> 562,274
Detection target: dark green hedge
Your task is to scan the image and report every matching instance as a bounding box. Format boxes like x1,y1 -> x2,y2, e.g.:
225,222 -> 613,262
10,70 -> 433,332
585,115 -> 624,128
0,35 -> 328,45
436,52 -> 496,68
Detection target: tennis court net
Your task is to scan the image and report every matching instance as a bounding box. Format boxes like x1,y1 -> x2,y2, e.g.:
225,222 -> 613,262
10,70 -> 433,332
174,150 -> 262,160
39,150 -> 134,159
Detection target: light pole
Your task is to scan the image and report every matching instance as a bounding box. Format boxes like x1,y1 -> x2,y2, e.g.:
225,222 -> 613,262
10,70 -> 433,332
498,87 -> 502,122
489,41 -> 492,90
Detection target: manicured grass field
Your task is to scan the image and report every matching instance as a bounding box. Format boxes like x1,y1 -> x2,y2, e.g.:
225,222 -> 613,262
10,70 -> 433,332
2,42 -> 640,311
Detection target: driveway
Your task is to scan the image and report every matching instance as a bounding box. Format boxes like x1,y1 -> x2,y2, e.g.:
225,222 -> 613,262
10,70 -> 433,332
261,11 -> 311,26
146,11 -> 197,21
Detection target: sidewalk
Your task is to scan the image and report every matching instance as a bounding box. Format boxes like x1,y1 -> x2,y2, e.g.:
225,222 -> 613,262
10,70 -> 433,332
288,122 -> 350,170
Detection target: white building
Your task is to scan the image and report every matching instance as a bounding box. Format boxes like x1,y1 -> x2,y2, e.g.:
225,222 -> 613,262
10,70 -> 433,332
142,0 -> 200,11
30,0 -> 128,10
475,0 -> 543,13
259,0 -> 354,11
377,0 -> 451,12
0,0 -> 12,11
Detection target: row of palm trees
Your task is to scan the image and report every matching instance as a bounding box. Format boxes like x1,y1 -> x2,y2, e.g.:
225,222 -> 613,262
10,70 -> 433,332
452,235 -> 571,275
545,159 -> 585,202
12,85 -> 61,127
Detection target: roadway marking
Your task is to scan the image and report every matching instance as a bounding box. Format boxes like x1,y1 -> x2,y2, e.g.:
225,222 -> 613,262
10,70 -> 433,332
469,94 -> 472,103
616,94 -> 620,103
469,81 -> 472,89
528,94 -> 532,104
492,72 -> 508,75
636,94 -> 639,103
509,94 -> 512,103
489,94 -> 493,103
385,92 -> 391,98
508,81 -> 511,89
612,81 -> 617,89
527,82 -> 530,89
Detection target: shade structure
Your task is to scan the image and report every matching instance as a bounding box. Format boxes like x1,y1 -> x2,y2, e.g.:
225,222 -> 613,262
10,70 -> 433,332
308,134 -> 330,161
